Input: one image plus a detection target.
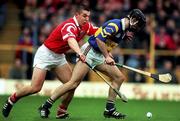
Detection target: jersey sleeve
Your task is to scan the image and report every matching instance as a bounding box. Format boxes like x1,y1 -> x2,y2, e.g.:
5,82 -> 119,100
95,22 -> 119,42
61,23 -> 77,41
87,23 -> 98,36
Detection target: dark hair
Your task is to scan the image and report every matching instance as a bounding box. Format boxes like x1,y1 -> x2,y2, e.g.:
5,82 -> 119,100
76,4 -> 90,13
127,9 -> 146,32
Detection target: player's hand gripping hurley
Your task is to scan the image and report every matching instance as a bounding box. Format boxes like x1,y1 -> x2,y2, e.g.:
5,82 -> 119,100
85,62 -> 128,103
115,63 -> 172,83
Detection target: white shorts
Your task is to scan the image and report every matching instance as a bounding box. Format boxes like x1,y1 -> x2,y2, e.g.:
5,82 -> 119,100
81,43 -> 105,68
33,44 -> 67,70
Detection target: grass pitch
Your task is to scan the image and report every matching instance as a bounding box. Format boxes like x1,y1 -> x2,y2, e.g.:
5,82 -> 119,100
0,95 -> 180,121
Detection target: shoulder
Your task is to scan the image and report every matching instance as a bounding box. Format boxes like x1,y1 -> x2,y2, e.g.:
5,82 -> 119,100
61,18 -> 77,30
105,19 -> 121,26
61,18 -> 77,28
103,19 -> 121,32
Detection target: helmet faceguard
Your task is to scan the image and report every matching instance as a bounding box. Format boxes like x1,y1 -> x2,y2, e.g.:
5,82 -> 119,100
127,9 -> 146,33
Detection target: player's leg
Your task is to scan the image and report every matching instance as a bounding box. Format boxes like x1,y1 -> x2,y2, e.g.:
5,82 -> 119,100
55,63 -> 77,119
2,67 -> 47,117
39,63 -> 73,118
96,64 -> 126,119
51,61 -> 89,99
39,61 -> 89,118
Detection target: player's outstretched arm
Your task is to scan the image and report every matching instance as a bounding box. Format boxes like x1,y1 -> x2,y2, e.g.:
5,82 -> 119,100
67,38 -> 86,62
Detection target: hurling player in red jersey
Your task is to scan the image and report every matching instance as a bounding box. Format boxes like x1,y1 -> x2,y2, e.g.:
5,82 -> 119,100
2,4 -> 97,119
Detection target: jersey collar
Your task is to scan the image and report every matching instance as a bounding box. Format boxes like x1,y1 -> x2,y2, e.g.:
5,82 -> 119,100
73,16 -> 80,27
121,18 -> 125,31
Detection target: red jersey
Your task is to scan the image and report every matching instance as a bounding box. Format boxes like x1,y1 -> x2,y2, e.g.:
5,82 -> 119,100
44,16 -> 98,54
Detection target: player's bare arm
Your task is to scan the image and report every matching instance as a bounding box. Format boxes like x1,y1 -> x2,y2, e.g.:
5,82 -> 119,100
96,38 -> 115,65
67,38 -> 86,62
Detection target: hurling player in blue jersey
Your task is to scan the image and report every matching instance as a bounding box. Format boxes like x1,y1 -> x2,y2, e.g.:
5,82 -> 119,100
39,9 -> 146,119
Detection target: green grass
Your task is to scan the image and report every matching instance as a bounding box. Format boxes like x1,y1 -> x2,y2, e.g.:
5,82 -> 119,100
0,95 -> 180,121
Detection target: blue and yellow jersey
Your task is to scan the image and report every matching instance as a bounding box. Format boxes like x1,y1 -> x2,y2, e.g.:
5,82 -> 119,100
88,19 -> 126,52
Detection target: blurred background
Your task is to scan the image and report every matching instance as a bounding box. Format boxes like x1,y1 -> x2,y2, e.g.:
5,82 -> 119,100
0,1 -> 180,120
0,0 -> 179,84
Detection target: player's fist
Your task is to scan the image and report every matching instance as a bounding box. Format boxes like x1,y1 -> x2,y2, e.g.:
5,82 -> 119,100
124,31 -> 134,41
105,56 -> 115,65
78,53 -> 86,63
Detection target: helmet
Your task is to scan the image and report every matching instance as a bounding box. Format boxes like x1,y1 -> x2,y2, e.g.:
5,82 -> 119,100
127,9 -> 146,32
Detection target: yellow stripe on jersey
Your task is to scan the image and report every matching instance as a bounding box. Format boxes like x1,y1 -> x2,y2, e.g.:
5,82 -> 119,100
103,28 -> 112,36
100,31 -> 107,37
108,23 -> 119,32
95,27 -> 107,38
95,27 -> 102,37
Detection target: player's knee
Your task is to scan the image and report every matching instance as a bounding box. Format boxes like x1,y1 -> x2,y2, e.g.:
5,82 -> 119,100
71,81 -> 80,89
31,86 -> 41,93
120,74 -> 126,82
115,74 -> 126,85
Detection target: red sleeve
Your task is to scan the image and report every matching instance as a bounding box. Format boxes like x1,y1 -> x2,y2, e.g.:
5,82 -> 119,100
61,23 -> 77,41
87,23 -> 98,36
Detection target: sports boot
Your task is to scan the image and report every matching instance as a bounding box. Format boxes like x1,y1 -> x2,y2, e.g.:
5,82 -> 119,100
56,107 -> 69,119
103,108 -> 126,119
38,105 -> 50,118
2,100 -> 13,117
